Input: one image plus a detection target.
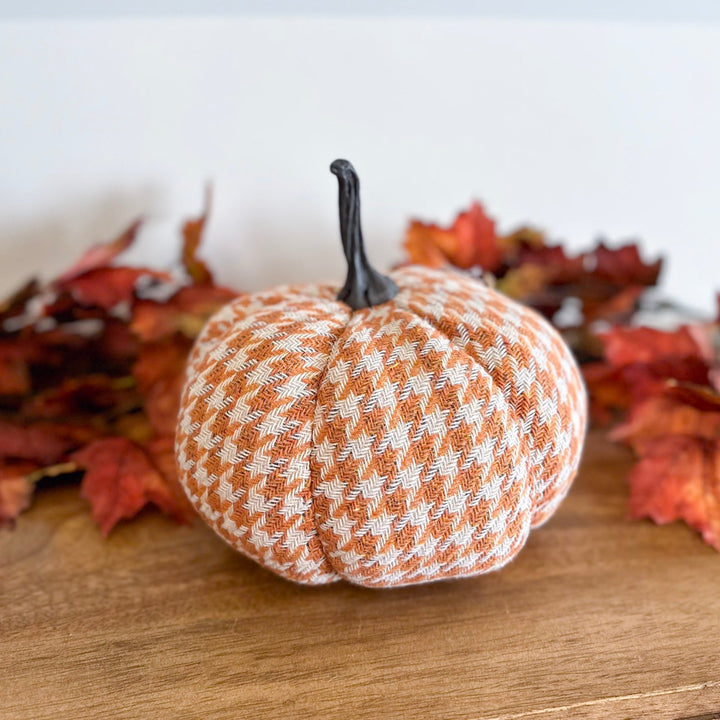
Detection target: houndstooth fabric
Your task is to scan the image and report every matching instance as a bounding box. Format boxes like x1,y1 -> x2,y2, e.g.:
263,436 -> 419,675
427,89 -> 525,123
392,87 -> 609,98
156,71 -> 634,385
175,266 -> 587,587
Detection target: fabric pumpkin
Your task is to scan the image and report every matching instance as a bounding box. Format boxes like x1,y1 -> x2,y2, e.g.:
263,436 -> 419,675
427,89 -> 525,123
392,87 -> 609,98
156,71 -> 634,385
175,160 -> 587,587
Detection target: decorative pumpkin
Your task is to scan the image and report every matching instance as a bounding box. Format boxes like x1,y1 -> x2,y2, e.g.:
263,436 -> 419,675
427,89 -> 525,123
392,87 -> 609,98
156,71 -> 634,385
175,160 -> 587,587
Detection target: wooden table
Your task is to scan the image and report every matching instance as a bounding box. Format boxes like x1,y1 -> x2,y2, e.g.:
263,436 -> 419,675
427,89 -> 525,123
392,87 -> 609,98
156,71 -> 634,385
2,431 -> 719,720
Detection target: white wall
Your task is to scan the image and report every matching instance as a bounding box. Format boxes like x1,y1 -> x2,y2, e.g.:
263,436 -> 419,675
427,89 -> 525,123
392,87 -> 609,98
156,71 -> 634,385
5,1 -> 720,22
1,16 -> 719,311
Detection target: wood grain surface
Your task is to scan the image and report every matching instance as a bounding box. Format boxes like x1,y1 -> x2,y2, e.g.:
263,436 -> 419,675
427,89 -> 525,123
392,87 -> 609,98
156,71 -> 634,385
2,431 -> 719,720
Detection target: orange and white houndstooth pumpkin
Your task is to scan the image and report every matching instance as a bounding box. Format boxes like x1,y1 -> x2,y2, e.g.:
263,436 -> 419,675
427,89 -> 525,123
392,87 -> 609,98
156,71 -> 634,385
175,160 -> 587,587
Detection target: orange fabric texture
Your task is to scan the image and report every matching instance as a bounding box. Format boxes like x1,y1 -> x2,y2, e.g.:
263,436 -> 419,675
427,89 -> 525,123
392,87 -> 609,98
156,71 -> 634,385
175,266 -> 587,587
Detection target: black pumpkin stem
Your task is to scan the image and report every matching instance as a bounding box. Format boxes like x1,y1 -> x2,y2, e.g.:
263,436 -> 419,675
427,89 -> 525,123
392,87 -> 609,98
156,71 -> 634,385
330,159 -> 399,310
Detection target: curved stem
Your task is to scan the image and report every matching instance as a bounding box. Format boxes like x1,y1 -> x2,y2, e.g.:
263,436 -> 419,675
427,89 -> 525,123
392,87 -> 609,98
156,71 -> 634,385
330,159 -> 399,310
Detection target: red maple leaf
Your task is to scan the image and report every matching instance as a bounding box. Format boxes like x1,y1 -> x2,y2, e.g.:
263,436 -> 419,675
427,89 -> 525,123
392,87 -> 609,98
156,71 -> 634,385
181,187 -> 214,285
584,326 -> 712,422
132,340 -> 190,436
57,266 -> 173,311
628,435 -> 720,550
0,193 -> 238,532
72,437 -> 193,535
588,242 -> 662,287
405,201 -> 501,272
0,420 -> 97,466
611,387 -> 720,448
131,284 -> 237,342
594,327 -> 720,550
55,219 -> 142,284
601,326 -> 705,367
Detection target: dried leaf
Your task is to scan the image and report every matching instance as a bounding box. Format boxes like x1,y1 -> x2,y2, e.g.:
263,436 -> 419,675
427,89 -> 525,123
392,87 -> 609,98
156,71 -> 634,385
56,219 -> 142,284
588,242 -> 662,287
584,325 -> 712,421
131,284 -> 237,342
73,437 -> 192,535
405,202 -> 501,272
611,389 -> 720,449
57,267 -> 158,310
132,340 -> 190,435
144,434 -> 194,518
0,420 -> 96,465
21,375 -> 140,420
181,187 -> 214,285
0,192 -> 238,532
628,435 -> 720,550
601,326 -> 705,367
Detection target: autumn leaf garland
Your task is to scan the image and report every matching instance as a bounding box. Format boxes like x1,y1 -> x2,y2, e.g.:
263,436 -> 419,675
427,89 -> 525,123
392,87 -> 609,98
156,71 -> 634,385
1,194 -> 719,552
0,197 -> 236,533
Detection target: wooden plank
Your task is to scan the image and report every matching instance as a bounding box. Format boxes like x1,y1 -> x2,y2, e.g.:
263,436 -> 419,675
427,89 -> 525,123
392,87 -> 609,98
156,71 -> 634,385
2,431 -> 719,720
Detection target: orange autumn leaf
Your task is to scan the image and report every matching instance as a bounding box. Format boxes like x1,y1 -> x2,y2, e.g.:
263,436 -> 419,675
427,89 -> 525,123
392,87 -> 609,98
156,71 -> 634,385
628,435 -> 720,550
132,340 -> 191,436
131,284 -> 237,342
451,202 -> 502,271
181,186 -> 214,285
590,242 -> 662,287
405,201 -> 502,272
0,191 -> 238,532
73,437 -> 193,535
0,420 -> 97,466
143,434 -> 194,516
404,221 -> 456,269
57,266 -> 172,310
601,326 -> 705,367
589,319 -> 720,550
21,374 -> 140,420
584,325 -> 713,422
55,219 -> 142,284
611,388 -> 720,449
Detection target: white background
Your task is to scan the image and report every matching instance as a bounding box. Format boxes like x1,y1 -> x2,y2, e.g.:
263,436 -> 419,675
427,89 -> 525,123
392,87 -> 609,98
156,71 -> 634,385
1,12 -> 719,311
